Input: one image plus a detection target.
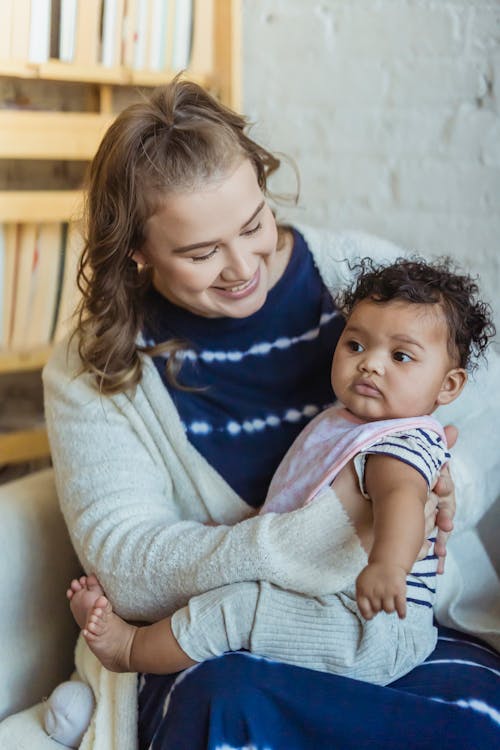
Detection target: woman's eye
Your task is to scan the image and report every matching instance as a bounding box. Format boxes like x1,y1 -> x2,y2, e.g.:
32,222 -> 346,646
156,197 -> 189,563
394,351 -> 412,362
191,248 -> 218,263
243,222 -> 262,236
348,341 -> 363,353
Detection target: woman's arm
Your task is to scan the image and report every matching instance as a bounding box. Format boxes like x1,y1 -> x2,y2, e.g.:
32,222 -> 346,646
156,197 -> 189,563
43,343 -> 365,623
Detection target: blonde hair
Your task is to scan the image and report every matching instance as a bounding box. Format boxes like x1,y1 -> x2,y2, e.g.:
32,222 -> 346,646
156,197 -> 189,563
75,77 -> 285,394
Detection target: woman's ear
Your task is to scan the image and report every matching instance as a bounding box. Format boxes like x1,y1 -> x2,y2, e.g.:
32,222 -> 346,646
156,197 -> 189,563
436,368 -> 467,406
132,248 -> 148,266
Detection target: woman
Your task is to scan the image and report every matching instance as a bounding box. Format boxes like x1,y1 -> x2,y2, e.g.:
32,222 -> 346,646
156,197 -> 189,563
43,78 -> 499,749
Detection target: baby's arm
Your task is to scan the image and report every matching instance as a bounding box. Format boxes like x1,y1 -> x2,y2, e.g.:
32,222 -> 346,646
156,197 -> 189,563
355,455 -> 429,620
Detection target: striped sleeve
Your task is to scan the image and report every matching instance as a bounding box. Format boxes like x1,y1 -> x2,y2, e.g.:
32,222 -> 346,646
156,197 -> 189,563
353,428 -> 450,498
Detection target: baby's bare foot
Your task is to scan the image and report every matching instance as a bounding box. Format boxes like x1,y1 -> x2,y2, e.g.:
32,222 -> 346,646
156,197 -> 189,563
83,596 -> 137,673
67,575 -> 105,630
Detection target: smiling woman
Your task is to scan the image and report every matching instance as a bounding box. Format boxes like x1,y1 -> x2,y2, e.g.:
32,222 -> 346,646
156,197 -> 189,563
134,160 -> 284,319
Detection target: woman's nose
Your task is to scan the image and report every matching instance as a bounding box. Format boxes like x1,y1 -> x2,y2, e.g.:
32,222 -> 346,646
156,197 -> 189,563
220,245 -> 254,281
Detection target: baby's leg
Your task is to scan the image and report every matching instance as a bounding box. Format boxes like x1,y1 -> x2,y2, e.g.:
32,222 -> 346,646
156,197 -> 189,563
82,596 -> 196,674
171,582 -> 260,661
171,581 -> 436,685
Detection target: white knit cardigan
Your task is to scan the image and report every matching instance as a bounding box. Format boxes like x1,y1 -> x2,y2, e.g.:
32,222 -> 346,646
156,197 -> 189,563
43,225 -> 500,750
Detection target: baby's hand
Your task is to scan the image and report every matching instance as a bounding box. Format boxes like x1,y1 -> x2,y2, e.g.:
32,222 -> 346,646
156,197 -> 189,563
355,562 -> 407,620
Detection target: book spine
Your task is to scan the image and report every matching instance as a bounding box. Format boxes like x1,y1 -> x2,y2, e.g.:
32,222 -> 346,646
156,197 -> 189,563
101,0 -> 125,67
29,0 -> 52,63
10,0 -> 32,61
132,0 -> 149,70
59,0 -> 78,62
171,0 -> 193,72
148,0 -> 167,72
0,0 -> 15,60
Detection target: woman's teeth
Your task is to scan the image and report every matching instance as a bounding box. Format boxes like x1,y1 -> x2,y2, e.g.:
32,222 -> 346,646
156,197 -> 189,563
227,279 -> 252,292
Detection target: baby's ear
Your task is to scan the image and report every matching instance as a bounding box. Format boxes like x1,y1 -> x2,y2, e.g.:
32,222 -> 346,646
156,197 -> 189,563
436,368 -> 467,406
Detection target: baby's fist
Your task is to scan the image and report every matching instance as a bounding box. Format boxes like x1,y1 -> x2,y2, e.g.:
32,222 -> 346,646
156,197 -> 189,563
355,562 -> 407,620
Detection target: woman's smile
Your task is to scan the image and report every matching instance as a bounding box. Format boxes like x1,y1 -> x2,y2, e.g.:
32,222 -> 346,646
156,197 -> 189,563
213,268 -> 261,298
136,159 -> 283,318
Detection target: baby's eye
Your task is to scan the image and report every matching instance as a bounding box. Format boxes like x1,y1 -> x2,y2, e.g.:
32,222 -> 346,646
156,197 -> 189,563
348,340 -> 364,353
393,351 -> 412,362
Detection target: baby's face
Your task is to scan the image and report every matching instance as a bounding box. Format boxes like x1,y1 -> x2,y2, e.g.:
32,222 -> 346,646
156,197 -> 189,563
331,298 -> 462,421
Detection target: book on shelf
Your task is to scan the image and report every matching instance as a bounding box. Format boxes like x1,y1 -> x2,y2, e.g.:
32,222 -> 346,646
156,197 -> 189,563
9,0 -> 32,62
50,0 -> 62,59
121,0 -> 137,68
28,0 -> 53,64
0,0 -> 15,61
189,0 -> 213,75
9,223 -> 38,351
171,0 -> 193,71
59,0 -> 78,62
0,221 -> 83,353
0,225 -> 17,351
25,223 -> 64,348
132,0 -> 149,70
52,221 -> 83,343
74,0 -> 103,66
101,0 -> 126,67
148,0 -> 170,72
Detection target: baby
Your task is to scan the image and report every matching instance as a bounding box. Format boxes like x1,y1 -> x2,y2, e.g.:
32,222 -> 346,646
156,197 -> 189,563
66,256 -> 495,683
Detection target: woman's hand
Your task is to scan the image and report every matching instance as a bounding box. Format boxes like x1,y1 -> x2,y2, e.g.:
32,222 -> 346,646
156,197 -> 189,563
432,463 -> 455,574
424,425 -> 458,573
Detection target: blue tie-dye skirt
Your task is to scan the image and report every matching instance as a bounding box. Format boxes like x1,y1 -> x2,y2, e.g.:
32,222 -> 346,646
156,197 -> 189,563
138,624 -> 499,750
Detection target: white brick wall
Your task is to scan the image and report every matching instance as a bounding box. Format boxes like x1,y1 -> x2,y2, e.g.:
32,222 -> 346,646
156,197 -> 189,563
242,0 -> 500,329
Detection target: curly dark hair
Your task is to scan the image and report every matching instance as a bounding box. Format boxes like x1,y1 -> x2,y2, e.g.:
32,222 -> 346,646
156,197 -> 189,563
337,257 -> 496,371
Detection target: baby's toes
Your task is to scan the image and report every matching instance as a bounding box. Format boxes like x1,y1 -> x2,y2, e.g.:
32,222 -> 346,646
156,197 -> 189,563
86,613 -> 104,636
86,574 -> 104,595
94,596 -> 112,620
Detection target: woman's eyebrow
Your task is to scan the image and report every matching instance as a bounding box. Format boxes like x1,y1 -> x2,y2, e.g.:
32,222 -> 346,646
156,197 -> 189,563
172,201 -> 265,254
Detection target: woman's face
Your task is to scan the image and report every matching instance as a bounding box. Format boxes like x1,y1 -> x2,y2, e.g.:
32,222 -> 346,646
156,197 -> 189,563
135,159 -> 280,318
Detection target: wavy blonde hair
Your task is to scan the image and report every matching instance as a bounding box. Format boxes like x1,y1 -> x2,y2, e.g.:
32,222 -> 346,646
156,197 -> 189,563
75,77 -> 287,395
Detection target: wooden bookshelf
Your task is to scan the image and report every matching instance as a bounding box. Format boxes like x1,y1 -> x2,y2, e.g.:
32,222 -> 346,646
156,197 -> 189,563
0,191 -> 82,223
0,0 -> 241,464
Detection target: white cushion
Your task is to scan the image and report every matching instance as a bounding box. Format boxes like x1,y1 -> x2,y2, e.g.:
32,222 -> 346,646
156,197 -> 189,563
0,702 -> 64,749
0,469 -> 81,721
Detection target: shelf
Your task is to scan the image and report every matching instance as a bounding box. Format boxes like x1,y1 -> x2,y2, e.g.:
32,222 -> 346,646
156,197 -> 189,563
0,59 -> 210,88
0,190 -> 82,222
0,427 -> 50,464
0,110 -> 114,160
0,347 -> 52,374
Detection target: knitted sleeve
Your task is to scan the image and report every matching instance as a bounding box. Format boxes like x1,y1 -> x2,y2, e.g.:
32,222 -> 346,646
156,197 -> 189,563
43,339 -> 367,623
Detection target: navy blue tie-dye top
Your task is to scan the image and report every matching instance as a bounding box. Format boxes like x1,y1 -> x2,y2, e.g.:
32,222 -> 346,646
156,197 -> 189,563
142,228 -> 345,507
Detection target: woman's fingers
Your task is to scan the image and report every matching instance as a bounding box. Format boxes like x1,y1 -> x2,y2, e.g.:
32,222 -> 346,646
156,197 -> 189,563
443,424 -> 458,450
430,463 -> 456,574
435,530 -> 450,574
